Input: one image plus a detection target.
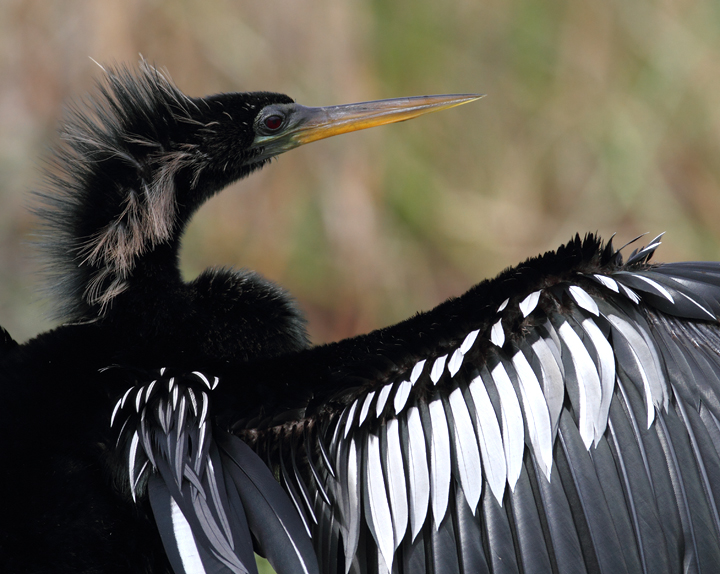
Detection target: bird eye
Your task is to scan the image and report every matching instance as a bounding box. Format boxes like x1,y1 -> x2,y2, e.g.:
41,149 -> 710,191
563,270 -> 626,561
263,115 -> 284,131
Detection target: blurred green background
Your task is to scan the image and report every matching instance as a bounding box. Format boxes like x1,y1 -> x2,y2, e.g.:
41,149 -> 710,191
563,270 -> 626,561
1,1 -> 719,572
2,0 -> 720,349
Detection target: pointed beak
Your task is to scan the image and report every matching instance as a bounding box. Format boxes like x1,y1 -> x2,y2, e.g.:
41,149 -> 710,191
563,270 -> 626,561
250,93 -> 483,162
291,93 -> 483,144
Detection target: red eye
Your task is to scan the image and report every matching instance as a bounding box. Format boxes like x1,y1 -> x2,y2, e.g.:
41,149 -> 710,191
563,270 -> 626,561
264,115 -> 283,130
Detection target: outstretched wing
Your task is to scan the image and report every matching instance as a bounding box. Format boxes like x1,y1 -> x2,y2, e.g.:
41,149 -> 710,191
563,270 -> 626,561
234,234 -> 720,574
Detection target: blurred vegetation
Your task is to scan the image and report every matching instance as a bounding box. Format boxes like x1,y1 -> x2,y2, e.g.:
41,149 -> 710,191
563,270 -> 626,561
1,1 -> 720,345
1,1 -> 719,572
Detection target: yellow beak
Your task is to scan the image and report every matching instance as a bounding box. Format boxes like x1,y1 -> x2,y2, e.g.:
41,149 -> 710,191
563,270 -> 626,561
250,93 -> 483,161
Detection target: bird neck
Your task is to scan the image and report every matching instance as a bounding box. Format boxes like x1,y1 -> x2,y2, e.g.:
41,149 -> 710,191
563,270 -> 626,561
35,66 -> 227,321
43,197 -> 311,365
41,179 -> 200,322
35,64 -> 281,326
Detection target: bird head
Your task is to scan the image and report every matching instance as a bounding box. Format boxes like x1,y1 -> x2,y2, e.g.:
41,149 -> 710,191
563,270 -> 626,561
37,61 -> 480,320
181,90 -> 481,209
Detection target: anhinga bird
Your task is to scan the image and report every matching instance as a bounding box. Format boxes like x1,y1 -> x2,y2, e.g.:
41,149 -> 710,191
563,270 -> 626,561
2,62 -> 720,574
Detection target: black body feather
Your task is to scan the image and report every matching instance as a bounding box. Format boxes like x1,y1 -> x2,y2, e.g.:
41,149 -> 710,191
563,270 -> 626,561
3,63 -> 720,574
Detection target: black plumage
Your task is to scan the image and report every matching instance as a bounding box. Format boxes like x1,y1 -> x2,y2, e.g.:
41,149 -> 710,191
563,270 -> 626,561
2,62 -> 720,574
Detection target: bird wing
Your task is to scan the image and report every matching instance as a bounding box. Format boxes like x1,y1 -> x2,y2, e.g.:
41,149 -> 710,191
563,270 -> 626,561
233,234 -> 720,574
112,233 -> 720,574
111,369 -> 320,574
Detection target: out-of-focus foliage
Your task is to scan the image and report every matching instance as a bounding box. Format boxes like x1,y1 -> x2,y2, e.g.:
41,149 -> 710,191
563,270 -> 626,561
1,1 -> 719,572
1,0 -> 719,350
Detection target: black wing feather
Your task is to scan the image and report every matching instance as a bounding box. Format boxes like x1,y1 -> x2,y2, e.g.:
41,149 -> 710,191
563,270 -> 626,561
605,400 -> 672,574
557,410 -> 632,574
399,525 -> 427,574
481,489 -> 520,574
675,398 -> 720,536
452,486 -> 490,574
508,463 -> 554,574
429,501 -> 461,574
217,431 -> 320,574
529,454 -> 588,574
588,429 -> 646,573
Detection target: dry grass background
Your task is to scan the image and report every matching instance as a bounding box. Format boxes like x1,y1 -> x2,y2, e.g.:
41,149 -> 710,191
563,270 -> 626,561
1,2 -> 720,345
1,1 -> 719,572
